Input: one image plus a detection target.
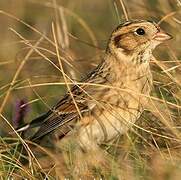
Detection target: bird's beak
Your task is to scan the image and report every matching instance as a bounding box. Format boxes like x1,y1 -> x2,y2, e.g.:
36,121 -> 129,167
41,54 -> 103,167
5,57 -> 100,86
153,30 -> 172,42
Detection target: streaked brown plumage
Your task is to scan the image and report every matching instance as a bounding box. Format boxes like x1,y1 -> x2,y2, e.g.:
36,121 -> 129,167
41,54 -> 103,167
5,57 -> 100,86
17,20 -> 171,151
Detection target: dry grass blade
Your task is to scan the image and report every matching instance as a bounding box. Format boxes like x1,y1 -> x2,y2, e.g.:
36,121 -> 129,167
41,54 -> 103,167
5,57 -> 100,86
0,30 -> 44,115
51,22 -> 82,118
119,0 -> 129,21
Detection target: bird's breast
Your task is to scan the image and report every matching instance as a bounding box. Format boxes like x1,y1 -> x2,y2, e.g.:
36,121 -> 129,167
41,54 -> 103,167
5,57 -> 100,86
77,62 -> 152,149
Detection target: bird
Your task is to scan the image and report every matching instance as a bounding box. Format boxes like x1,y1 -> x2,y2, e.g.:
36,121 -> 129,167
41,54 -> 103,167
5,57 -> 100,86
17,20 -> 171,152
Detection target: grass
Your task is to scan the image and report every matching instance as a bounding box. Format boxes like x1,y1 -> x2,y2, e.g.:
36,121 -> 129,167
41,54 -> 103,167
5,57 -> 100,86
0,0 -> 180,179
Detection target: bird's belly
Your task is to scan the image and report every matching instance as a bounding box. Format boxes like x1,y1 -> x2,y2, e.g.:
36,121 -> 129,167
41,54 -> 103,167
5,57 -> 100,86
77,74 -> 151,150
77,104 -> 141,150
99,107 -> 141,140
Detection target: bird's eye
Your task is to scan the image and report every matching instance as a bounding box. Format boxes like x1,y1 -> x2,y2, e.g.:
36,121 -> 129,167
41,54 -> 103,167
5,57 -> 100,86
135,28 -> 145,35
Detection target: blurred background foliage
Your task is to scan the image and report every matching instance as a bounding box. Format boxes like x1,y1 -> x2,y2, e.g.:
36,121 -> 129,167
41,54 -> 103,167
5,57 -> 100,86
0,0 -> 180,179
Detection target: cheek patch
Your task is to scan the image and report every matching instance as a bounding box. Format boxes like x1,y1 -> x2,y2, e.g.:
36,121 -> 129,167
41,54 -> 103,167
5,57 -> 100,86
120,35 -> 138,51
114,35 -> 122,48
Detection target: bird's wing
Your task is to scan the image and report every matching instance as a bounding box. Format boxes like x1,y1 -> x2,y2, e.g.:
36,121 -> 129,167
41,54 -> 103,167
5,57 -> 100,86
30,83 -> 90,140
24,63 -> 106,141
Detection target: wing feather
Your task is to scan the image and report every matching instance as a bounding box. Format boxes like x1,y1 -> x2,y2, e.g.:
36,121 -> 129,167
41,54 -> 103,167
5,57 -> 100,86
22,61 -> 106,140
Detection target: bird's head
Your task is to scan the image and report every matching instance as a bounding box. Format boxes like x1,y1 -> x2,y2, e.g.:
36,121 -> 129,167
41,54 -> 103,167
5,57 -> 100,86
107,20 -> 172,63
